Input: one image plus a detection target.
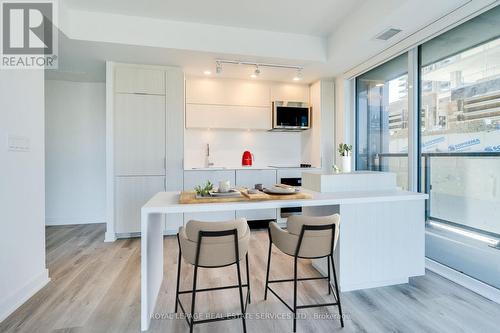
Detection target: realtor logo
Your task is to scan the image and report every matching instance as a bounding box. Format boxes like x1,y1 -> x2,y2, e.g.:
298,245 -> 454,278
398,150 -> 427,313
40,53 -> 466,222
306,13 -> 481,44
1,0 -> 58,69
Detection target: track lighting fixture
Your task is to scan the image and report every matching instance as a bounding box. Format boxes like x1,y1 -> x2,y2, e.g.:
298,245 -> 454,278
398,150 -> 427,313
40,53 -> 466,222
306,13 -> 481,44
214,59 -> 304,81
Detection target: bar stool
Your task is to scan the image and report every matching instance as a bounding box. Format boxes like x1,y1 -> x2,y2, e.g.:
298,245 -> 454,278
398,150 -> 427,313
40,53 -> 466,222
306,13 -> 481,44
264,214 -> 344,332
175,218 -> 251,333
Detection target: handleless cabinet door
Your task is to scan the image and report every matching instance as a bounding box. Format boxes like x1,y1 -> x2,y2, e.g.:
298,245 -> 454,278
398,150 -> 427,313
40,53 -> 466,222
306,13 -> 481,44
235,169 -> 277,221
183,170 -> 236,190
114,94 -> 165,176
115,176 -> 165,234
114,68 -> 165,95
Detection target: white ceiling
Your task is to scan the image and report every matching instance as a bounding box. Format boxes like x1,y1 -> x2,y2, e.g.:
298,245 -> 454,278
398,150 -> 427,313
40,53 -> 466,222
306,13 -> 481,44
47,32 -> 330,82
49,0 -> 495,83
62,0 -> 363,37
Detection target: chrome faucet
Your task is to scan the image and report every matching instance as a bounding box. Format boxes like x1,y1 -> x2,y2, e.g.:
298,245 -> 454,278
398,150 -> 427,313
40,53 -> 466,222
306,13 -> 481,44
205,143 -> 214,168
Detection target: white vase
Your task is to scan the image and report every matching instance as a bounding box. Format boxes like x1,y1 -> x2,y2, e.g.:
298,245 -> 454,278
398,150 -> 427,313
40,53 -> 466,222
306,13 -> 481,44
341,155 -> 351,173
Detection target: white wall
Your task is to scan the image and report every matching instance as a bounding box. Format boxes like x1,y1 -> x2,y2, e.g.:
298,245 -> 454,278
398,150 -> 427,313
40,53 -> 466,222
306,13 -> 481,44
302,79 -> 335,171
184,129 -> 304,168
45,80 -> 106,225
0,70 -> 49,321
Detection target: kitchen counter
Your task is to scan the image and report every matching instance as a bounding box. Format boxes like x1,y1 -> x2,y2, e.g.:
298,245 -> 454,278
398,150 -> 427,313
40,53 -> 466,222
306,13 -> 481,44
185,166 -> 321,171
140,188 -> 427,330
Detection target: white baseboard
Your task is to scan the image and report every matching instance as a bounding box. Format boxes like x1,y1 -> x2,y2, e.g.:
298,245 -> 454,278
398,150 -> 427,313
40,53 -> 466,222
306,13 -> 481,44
426,258 -> 500,304
104,231 -> 117,242
45,217 -> 105,226
0,269 -> 50,323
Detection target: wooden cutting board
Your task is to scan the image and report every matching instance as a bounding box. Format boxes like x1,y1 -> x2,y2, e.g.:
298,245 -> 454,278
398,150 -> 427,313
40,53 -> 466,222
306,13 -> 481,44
242,189 -> 312,201
179,189 -> 312,204
179,191 -> 247,204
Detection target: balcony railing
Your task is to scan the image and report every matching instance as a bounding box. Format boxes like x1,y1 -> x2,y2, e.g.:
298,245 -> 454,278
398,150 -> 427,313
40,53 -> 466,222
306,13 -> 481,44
372,152 -> 500,240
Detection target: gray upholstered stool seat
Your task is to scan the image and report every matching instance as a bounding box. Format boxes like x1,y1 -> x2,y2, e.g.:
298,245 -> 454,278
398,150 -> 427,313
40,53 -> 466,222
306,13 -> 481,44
178,218 -> 250,267
269,214 -> 340,258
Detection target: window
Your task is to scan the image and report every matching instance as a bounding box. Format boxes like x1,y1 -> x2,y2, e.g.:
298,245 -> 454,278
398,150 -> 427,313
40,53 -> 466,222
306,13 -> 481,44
421,36 -> 500,236
356,53 -> 409,189
355,6 -> 500,289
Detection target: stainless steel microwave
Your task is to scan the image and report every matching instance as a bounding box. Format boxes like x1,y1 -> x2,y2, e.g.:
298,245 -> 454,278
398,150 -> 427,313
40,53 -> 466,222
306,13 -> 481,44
271,101 -> 311,131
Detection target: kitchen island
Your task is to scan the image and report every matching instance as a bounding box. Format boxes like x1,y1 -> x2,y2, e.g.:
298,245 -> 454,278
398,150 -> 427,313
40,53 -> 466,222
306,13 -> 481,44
140,184 -> 427,330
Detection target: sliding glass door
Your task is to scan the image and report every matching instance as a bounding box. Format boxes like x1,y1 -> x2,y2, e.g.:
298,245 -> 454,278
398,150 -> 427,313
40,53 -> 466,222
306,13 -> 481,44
355,5 -> 500,289
356,53 -> 409,189
420,6 -> 500,289
421,35 -> 500,236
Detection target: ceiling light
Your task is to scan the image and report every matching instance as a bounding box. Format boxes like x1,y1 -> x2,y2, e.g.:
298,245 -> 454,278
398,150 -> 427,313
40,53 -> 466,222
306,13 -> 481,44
203,70 -> 212,75
293,69 -> 303,81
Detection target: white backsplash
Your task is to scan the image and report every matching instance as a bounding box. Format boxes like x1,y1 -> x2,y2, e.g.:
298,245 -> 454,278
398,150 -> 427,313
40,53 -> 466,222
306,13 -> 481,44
184,129 -> 305,169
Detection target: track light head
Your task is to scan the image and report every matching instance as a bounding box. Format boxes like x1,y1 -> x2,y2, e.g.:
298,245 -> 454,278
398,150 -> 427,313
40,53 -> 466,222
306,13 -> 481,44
250,65 -> 260,79
215,61 -> 222,74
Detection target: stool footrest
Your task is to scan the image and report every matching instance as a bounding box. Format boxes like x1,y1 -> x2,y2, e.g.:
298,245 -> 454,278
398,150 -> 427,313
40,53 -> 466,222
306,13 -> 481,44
178,284 -> 249,294
268,276 -> 328,284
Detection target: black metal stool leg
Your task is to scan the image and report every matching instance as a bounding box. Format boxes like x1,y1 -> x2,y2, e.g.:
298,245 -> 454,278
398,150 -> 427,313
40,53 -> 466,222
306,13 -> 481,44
236,258 -> 247,333
189,264 -> 199,333
293,256 -> 298,333
327,255 -> 331,295
264,231 -> 272,300
175,234 -> 182,313
246,253 -> 251,304
330,255 -> 344,327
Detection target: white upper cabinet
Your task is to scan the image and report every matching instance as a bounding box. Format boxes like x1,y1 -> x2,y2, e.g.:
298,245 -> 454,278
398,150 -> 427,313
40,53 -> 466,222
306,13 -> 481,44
185,77 -> 310,130
114,67 -> 165,95
186,78 -> 270,106
185,78 -> 272,130
185,104 -> 271,130
114,93 -> 166,176
270,83 -> 309,103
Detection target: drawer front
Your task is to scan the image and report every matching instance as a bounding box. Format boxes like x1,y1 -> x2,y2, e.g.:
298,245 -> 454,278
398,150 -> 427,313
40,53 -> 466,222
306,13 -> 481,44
184,170 -> 236,191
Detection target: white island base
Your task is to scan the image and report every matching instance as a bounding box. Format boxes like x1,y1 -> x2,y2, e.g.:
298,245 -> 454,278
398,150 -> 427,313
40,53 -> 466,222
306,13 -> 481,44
302,171 -> 425,291
305,200 -> 424,292
140,179 -> 427,330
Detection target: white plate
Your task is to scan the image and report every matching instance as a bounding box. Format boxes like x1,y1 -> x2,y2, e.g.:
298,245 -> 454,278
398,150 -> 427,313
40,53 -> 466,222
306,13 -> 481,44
209,189 -> 242,197
263,187 -> 297,195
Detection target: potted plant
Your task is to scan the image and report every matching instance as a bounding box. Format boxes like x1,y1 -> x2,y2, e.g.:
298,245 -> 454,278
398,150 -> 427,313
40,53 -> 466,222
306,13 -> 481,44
194,180 -> 213,197
338,143 -> 353,172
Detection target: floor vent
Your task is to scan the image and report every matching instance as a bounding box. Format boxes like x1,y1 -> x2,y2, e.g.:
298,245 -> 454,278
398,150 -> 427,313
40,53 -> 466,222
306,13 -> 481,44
375,28 -> 402,41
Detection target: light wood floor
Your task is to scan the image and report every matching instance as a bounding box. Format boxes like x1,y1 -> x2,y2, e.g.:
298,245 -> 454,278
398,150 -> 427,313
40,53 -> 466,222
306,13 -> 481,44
2,224 -> 500,333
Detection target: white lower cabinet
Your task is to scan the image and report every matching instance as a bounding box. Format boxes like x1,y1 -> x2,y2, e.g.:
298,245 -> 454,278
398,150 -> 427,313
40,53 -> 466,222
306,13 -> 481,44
235,169 -> 277,221
183,170 -> 236,190
183,170 -> 236,223
115,176 -> 165,234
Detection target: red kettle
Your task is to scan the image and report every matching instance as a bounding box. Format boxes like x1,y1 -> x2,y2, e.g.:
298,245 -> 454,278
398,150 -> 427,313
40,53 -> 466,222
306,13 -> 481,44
242,151 -> 254,166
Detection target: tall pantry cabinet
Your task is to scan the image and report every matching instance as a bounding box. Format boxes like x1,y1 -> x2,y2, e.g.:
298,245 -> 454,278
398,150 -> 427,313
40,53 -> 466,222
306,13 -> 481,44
105,63 -> 184,241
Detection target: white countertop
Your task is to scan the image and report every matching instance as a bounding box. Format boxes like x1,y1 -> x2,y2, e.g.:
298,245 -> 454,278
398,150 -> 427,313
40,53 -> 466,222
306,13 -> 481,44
142,189 -> 428,213
185,166 -> 321,171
